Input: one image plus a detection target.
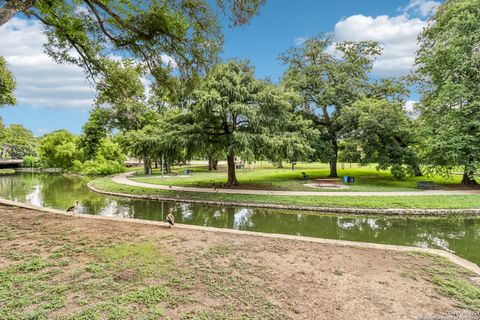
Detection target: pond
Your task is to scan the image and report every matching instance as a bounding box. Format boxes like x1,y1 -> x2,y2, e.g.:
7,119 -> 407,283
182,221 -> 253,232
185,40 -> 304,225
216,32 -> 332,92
1,173 -> 479,266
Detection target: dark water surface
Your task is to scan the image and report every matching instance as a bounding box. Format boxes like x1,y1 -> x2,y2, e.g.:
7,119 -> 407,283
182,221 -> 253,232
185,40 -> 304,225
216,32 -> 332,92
1,173 -> 479,266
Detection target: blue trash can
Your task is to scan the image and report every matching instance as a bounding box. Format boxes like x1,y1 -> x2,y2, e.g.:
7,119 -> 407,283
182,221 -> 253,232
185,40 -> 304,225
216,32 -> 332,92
343,176 -> 349,183
184,169 -> 191,175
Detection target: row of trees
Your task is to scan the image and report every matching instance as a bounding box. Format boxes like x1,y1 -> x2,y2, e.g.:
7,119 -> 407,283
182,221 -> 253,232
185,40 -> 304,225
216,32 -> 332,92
89,0 -> 477,186
0,0 -> 477,185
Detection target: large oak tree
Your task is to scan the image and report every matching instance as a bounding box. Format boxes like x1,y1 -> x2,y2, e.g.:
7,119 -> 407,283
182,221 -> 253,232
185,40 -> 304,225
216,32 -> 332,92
281,35 -> 381,177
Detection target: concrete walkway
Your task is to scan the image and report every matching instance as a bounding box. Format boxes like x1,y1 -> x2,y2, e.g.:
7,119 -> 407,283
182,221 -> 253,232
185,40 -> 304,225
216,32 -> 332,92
113,172 -> 476,197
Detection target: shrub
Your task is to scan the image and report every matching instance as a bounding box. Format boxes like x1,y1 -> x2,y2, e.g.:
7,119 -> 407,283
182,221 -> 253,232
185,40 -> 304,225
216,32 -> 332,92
22,156 -> 41,168
72,157 -> 126,175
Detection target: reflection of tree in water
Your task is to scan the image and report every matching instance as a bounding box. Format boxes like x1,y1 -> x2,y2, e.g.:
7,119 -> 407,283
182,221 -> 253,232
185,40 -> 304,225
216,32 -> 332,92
233,208 -> 254,230
0,173 -> 479,265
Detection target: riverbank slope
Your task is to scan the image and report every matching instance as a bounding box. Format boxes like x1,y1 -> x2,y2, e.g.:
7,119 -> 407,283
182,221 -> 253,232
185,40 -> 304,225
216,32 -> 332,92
1,205 -> 479,319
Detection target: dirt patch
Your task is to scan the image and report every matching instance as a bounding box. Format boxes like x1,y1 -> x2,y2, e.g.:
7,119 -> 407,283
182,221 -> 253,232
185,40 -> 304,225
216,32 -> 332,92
0,205 -> 478,319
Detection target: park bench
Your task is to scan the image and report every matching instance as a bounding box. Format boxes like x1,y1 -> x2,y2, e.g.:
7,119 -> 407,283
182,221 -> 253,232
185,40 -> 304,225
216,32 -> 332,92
314,178 -> 342,188
417,181 -> 436,190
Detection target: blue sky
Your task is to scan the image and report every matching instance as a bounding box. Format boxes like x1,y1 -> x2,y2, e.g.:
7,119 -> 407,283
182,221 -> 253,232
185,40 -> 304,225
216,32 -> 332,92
0,0 -> 440,135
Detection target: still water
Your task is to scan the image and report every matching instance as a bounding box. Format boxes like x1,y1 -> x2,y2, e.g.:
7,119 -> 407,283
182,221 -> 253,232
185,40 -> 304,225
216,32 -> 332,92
0,173 -> 479,265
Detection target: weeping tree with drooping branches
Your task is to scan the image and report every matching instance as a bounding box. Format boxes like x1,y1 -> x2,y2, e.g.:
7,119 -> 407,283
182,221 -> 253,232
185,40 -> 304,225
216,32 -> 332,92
186,59 -> 311,186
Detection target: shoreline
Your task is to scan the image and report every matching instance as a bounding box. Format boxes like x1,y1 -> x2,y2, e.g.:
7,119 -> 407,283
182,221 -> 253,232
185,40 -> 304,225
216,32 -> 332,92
1,196 -> 478,275
87,180 -> 480,216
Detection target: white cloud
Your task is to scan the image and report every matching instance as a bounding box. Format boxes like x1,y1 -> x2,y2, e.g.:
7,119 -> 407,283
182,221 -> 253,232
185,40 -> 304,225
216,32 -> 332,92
0,17 -> 95,110
160,54 -> 177,69
294,36 -> 309,47
403,100 -> 417,112
403,100 -> 419,118
334,14 -> 426,77
402,0 -> 441,17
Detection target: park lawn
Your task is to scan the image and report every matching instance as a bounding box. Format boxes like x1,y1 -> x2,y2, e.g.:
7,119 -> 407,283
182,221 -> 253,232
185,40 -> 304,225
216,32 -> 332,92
91,177 -> 480,209
129,163 -> 467,192
1,206 -> 478,319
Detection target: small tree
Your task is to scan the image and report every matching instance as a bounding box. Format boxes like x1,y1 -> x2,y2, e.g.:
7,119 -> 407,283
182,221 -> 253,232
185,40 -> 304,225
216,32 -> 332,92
38,130 -> 82,169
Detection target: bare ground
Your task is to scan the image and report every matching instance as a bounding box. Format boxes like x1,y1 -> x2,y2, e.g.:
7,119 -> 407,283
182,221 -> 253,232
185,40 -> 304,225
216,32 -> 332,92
0,205 -> 478,320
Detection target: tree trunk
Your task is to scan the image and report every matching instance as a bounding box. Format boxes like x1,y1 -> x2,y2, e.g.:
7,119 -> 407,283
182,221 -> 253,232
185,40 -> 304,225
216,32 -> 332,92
227,153 -> 238,186
166,161 -> 171,174
461,166 -> 477,185
328,140 -> 339,178
212,159 -> 218,170
155,160 -> 158,169
329,160 -> 338,178
143,157 -> 151,175
208,157 -> 213,171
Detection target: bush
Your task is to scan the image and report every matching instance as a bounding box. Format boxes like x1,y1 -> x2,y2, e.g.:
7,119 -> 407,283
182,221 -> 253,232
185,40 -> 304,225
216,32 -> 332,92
22,156 -> 41,168
72,157 -> 126,175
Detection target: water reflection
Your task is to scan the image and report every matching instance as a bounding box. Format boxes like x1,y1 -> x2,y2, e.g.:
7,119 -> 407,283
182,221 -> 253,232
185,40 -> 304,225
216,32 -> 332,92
0,173 -> 479,266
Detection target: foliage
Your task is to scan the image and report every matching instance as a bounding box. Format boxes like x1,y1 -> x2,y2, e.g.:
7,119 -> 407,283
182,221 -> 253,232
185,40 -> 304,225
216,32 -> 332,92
0,0 -> 264,94
37,130 -> 82,169
1,123 -> 37,158
22,155 -> 40,168
188,60 -> 309,185
0,56 -> 15,106
77,107 -> 110,160
94,60 -> 155,132
281,34 -> 382,177
338,98 -> 419,179
414,0 -> 480,184
73,157 -> 126,175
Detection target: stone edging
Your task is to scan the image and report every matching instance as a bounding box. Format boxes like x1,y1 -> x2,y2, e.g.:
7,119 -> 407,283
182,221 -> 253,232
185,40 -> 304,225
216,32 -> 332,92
87,181 -> 480,216
1,197 -> 479,276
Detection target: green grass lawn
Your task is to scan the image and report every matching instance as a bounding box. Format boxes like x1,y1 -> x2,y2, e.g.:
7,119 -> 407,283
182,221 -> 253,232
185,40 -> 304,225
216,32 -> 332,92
129,163 -> 469,192
91,176 -> 480,209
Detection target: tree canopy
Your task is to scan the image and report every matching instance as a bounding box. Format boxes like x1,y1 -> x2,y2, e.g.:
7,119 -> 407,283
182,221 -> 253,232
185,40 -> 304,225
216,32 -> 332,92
0,56 -> 15,106
0,0 -> 265,88
188,60 -> 309,185
414,0 -> 480,184
38,130 -> 81,169
281,34 -> 382,177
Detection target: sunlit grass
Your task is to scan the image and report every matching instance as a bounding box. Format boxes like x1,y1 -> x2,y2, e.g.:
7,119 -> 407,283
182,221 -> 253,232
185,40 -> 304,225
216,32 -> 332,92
129,163 -> 466,192
91,176 -> 480,209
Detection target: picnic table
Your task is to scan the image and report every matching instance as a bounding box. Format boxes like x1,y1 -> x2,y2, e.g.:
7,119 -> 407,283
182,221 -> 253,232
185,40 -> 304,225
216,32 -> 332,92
314,178 -> 343,188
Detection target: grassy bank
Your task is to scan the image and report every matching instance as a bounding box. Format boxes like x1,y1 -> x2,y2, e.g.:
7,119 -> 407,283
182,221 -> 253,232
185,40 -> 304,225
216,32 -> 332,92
91,176 -> 480,209
130,163 -> 474,192
1,206 -> 478,319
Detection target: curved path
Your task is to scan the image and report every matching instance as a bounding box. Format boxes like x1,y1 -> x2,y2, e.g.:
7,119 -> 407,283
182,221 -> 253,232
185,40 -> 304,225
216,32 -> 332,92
113,172 -> 476,197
